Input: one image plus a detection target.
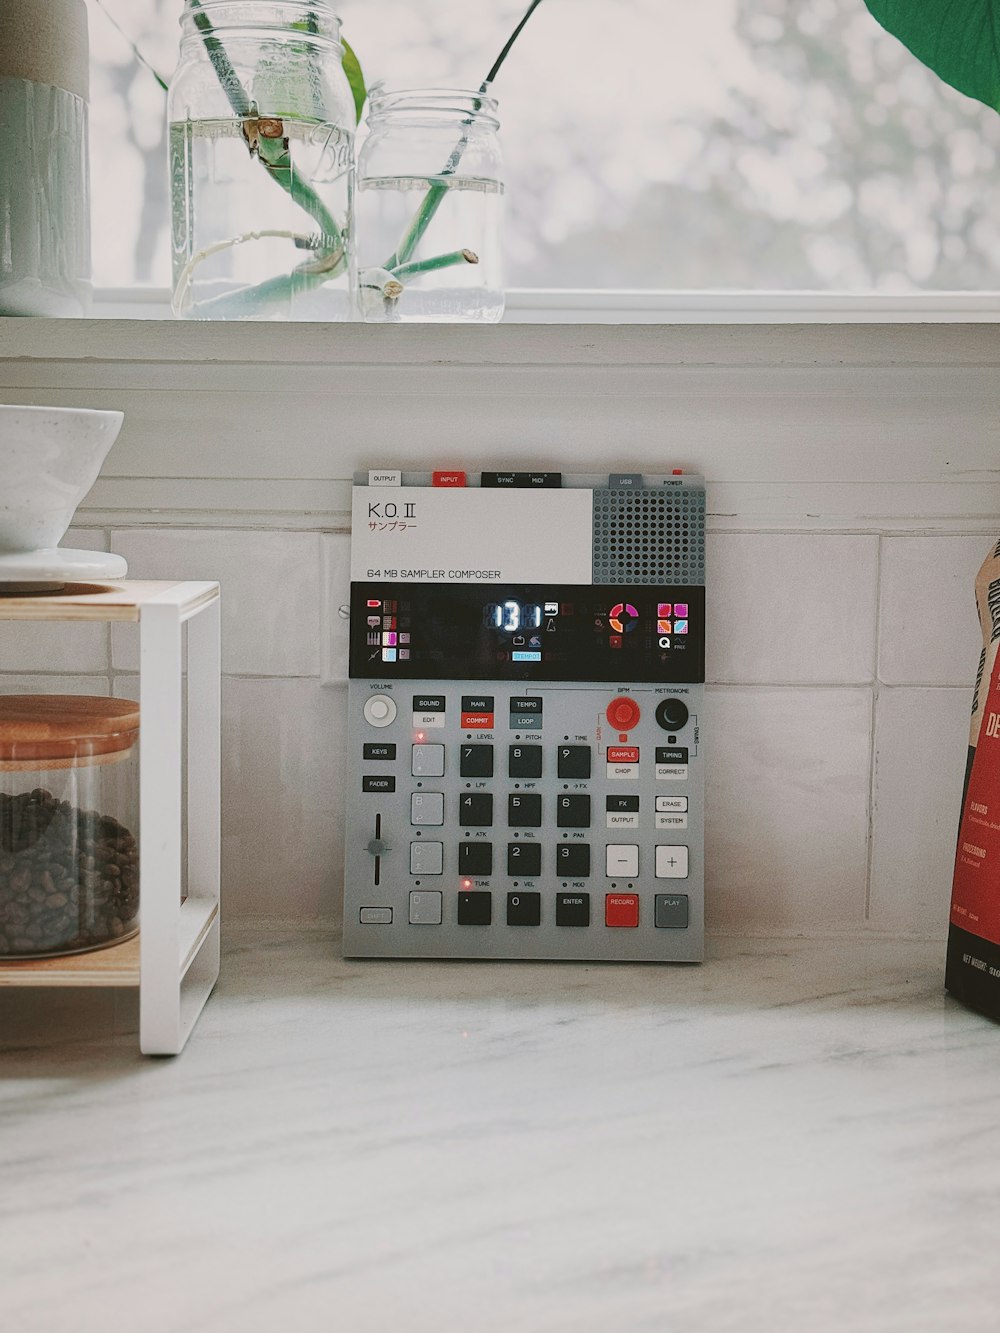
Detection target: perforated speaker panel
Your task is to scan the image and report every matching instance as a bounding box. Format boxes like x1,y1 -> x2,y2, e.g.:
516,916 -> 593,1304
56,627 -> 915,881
592,486 -> 706,585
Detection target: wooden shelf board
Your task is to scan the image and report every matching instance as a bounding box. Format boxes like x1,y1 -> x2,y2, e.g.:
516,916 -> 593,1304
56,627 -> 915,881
0,580 -> 218,622
0,933 -> 140,987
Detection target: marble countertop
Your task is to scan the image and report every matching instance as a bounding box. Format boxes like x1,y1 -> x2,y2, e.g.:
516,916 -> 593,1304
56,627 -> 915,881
1,930 -> 998,1332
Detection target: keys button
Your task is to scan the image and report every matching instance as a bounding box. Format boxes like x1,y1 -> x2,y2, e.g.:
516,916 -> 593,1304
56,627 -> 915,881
363,743 -> 396,760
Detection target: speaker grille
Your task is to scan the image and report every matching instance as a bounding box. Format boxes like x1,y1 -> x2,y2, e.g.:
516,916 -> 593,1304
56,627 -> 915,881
592,487 -> 706,584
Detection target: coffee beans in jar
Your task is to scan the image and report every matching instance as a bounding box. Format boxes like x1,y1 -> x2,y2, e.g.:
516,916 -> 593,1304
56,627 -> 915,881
0,697 -> 139,958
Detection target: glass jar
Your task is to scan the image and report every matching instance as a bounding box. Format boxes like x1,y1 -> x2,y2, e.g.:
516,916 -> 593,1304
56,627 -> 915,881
167,1 -> 356,321
357,87 -> 504,322
0,697 -> 139,958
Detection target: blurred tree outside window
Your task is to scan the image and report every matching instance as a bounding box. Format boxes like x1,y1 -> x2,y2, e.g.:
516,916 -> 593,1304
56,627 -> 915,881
87,0 -> 1000,293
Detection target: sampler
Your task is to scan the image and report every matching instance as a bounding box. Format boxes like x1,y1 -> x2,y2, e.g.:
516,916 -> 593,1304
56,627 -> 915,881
342,469 -> 706,962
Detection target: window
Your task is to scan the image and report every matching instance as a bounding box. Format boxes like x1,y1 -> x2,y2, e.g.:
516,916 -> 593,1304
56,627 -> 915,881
88,0 -> 1000,294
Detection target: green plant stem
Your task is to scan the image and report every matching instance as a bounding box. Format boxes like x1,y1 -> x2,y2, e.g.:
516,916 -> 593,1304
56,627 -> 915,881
188,0 -> 344,255
382,0 -> 545,271
389,249 -> 478,282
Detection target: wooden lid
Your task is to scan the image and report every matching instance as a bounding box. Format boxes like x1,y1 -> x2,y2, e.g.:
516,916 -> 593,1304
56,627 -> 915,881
0,695 -> 139,763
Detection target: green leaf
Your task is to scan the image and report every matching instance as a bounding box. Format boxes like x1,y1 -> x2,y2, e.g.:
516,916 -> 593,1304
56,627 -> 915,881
863,0 -> 1000,112
342,38 -> 367,124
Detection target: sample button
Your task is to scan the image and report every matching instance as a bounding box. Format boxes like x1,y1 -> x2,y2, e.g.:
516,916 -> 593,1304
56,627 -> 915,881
605,893 -> 639,927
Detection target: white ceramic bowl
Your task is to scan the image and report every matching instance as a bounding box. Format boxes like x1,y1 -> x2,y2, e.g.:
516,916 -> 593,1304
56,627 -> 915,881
0,404 -> 123,552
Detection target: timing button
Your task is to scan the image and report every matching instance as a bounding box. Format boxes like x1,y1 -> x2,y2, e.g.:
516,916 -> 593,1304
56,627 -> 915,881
557,794 -> 591,828
411,743 -> 445,777
556,891 -> 590,926
458,891 -> 492,926
507,841 -> 542,876
508,793 -> 542,827
459,841 -> 493,876
656,746 -> 689,764
556,843 -> 590,877
459,743 -> 494,777
507,892 -> 541,926
363,694 -> 397,728
459,793 -> 494,826
557,745 -> 592,779
508,744 -> 542,778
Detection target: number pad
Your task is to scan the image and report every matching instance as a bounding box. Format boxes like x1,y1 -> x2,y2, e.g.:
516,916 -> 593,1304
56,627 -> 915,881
459,793 -> 493,826
459,841 -> 493,876
460,743 -> 494,778
556,842 -> 591,877
508,744 -> 542,778
508,792 -> 542,827
557,794 -> 591,828
507,842 -> 542,876
557,745 -> 591,779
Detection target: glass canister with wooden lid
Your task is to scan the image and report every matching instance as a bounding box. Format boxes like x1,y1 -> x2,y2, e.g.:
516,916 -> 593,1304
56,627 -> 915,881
0,696 -> 139,958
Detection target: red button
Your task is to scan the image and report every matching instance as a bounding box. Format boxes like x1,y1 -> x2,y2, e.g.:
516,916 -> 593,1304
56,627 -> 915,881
606,696 -> 641,731
433,471 -> 466,487
605,893 -> 639,928
461,712 -> 494,729
607,746 -> 639,763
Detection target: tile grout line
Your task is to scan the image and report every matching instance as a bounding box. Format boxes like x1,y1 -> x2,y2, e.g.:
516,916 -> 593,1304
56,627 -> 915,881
864,534 -> 887,923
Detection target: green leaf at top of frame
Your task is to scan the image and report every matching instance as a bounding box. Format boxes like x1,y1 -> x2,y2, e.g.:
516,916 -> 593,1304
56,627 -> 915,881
342,38 -> 366,124
863,0 -> 1000,112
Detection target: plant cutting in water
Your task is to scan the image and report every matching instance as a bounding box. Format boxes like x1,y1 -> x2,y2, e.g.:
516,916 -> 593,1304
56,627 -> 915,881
102,0 -> 544,317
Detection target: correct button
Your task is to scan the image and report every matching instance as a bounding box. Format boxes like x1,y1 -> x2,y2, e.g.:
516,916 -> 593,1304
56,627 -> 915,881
363,694 -> 397,728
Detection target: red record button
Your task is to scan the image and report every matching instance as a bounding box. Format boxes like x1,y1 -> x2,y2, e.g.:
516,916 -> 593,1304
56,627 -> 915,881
432,471 -> 466,487
605,893 -> 639,928
607,746 -> 639,763
606,696 -> 641,731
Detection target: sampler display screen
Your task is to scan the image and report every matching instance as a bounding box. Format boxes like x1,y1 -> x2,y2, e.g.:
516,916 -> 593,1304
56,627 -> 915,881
349,582 -> 705,683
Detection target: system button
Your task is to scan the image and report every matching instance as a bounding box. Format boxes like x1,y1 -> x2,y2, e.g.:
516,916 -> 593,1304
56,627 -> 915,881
656,813 -> 688,830
655,795 -> 688,812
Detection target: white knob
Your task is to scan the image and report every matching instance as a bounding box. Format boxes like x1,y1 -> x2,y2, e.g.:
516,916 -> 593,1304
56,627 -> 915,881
364,694 -> 397,727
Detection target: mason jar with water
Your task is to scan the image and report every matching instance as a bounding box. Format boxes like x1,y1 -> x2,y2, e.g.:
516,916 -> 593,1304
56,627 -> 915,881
168,1 -> 355,320
357,87 -> 504,323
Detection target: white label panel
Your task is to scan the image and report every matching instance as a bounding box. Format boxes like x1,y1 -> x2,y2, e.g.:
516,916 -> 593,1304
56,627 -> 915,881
351,487 -> 593,582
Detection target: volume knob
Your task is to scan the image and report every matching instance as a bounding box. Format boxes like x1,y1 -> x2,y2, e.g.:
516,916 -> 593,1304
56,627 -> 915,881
655,697 -> 689,731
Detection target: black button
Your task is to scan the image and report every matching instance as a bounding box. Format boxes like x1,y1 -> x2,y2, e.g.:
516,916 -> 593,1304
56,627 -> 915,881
507,892 -> 541,926
508,793 -> 542,827
413,694 -> 447,711
462,695 -> 495,712
557,745 -> 592,779
460,743 -> 494,777
459,793 -> 494,826
557,794 -> 591,828
509,696 -> 542,714
362,776 -> 395,792
363,743 -> 396,760
655,698 -> 689,731
656,746 -> 689,764
507,841 -> 542,876
556,843 -> 591,877
458,891 -> 492,925
459,841 -> 493,876
556,891 -> 590,926
509,744 -> 543,778
606,794 -> 640,813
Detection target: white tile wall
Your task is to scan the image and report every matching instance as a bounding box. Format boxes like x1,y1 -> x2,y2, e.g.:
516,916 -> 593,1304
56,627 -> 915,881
706,687 -> 872,931
0,529 -> 109,673
111,529 -> 322,677
2,525 -> 989,934
870,687 -> 972,937
707,534 -> 879,685
878,535 -> 991,686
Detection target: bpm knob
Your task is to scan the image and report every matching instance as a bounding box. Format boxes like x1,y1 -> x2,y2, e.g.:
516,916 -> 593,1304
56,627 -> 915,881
655,697 -> 689,731
363,694 -> 397,728
606,695 -> 641,731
